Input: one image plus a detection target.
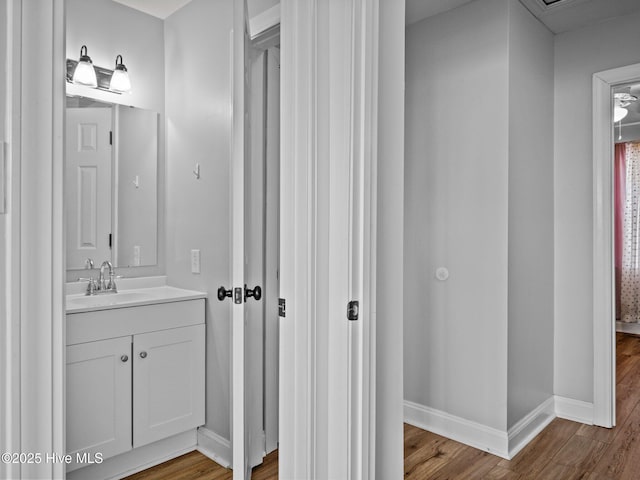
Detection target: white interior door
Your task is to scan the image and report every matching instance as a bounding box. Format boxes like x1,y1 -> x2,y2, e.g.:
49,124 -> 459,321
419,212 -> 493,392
263,45 -> 281,456
231,1 -> 251,479
246,48 -> 266,469
245,43 -> 281,471
65,107 -> 112,269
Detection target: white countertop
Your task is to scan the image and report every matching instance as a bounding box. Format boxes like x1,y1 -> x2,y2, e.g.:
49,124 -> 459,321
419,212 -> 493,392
66,279 -> 207,314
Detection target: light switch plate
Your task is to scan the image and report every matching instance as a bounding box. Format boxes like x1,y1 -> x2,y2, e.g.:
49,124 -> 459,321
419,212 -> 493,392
191,249 -> 201,274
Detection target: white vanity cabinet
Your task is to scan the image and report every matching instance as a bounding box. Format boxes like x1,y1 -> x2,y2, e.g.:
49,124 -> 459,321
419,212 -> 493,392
66,297 -> 205,472
66,336 -> 132,460
133,324 -> 205,447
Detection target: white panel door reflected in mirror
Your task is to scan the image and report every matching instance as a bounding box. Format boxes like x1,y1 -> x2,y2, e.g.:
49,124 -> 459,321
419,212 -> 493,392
65,96 -> 158,270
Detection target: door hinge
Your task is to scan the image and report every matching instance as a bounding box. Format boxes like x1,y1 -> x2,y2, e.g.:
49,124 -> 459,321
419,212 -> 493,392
279,298 -> 286,317
108,233 -> 112,248
109,131 -> 113,145
347,301 -> 359,321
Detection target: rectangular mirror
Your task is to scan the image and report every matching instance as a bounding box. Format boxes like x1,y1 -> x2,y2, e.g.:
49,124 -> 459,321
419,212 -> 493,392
65,95 -> 159,270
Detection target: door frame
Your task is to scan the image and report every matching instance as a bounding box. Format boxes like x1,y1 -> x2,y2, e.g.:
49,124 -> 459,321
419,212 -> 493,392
0,1 -> 66,479
278,0 -> 379,478
593,62 -> 640,427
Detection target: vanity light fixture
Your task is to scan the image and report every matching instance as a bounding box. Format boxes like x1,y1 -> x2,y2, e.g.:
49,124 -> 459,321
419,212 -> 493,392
109,55 -> 132,93
72,45 -> 98,88
66,47 -> 132,94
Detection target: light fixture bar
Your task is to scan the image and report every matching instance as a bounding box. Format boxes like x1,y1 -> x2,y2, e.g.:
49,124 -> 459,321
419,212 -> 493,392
66,59 -> 122,94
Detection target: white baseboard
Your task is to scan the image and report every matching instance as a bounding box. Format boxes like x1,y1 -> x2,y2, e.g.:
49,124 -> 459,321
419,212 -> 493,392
404,397 -> 556,460
67,430 -> 197,480
554,395 -> 594,424
197,427 -> 232,468
404,400 -> 510,459
507,397 -> 555,459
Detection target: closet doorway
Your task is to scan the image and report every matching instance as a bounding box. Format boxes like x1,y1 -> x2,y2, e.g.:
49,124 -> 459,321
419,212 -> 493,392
593,63 -> 640,428
609,81 -> 640,440
613,83 -> 640,334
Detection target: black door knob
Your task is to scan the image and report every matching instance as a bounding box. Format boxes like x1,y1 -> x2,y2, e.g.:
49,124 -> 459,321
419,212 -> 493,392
244,285 -> 262,302
217,286 -> 233,301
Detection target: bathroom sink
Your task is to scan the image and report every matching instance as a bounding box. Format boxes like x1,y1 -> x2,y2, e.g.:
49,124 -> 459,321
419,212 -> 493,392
66,291 -> 155,309
65,285 -> 207,313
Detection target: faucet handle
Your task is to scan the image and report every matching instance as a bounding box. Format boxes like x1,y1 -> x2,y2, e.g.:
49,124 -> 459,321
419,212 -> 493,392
107,270 -> 118,292
78,277 -> 97,295
84,258 -> 94,270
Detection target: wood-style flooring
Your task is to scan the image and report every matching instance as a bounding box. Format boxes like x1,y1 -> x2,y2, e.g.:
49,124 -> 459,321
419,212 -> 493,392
125,333 -> 640,480
123,450 -> 277,480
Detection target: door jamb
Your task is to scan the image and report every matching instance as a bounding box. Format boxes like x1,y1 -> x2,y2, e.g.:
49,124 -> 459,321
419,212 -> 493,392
593,62 -> 640,427
1,1 -> 66,479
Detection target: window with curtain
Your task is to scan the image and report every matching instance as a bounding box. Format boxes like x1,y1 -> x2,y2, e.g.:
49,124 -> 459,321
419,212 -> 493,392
616,142 -> 640,322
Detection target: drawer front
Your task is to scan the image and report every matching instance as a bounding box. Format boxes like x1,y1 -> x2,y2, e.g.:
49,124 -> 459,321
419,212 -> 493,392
67,299 -> 205,345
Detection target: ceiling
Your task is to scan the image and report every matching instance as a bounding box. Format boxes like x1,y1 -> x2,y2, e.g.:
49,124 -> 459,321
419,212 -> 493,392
406,0 -> 640,33
111,0 -> 192,19
405,0 -> 476,26
113,0 -> 640,35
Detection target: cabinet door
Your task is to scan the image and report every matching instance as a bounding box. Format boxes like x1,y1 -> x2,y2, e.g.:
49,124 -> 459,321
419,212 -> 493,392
133,324 -> 205,448
66,336 -> 132,465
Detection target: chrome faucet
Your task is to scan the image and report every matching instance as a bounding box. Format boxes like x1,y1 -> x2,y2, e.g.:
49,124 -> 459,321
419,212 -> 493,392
81,260 -> 118,295
96,260 -> 118,294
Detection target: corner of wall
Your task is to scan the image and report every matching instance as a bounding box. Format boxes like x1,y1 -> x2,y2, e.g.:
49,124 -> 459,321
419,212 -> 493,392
376,0 -> 405,478
197,427 -> 232,468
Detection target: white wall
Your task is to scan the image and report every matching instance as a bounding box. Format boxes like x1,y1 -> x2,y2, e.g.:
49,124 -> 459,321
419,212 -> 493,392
376,0 -> 405,476
554,11 -> 640,403
116,106 -> 158,267
617,124 -> 640,144
248,0 -> 278,19
0,1 -> 4,138
404,0 -> 555,435
506,0 -> 554,428
404,0 -> 510,431
0,1 -> 8,468
164,0 -> 233,441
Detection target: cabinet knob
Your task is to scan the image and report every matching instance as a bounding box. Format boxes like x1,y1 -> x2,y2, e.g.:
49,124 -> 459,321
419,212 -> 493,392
139,351 -> 147,359
121,355 -> 128,362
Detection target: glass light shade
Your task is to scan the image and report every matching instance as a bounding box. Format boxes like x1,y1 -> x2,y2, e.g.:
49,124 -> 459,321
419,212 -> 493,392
110,68 -> 131,93
614,106 -> 628,123
110,55 -> 131,93
73,60 -> 97,87
72,46 -> 97,87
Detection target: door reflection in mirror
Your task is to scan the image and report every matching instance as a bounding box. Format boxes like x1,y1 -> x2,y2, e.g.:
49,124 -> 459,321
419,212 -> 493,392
65,96 -> 158,270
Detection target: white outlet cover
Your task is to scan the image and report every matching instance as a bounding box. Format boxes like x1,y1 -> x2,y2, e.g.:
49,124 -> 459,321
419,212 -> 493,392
191,249 -> 201,274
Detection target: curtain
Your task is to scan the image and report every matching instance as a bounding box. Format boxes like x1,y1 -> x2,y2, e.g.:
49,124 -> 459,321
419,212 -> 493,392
620,142 -> 640,322
615,143 -> 626,320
